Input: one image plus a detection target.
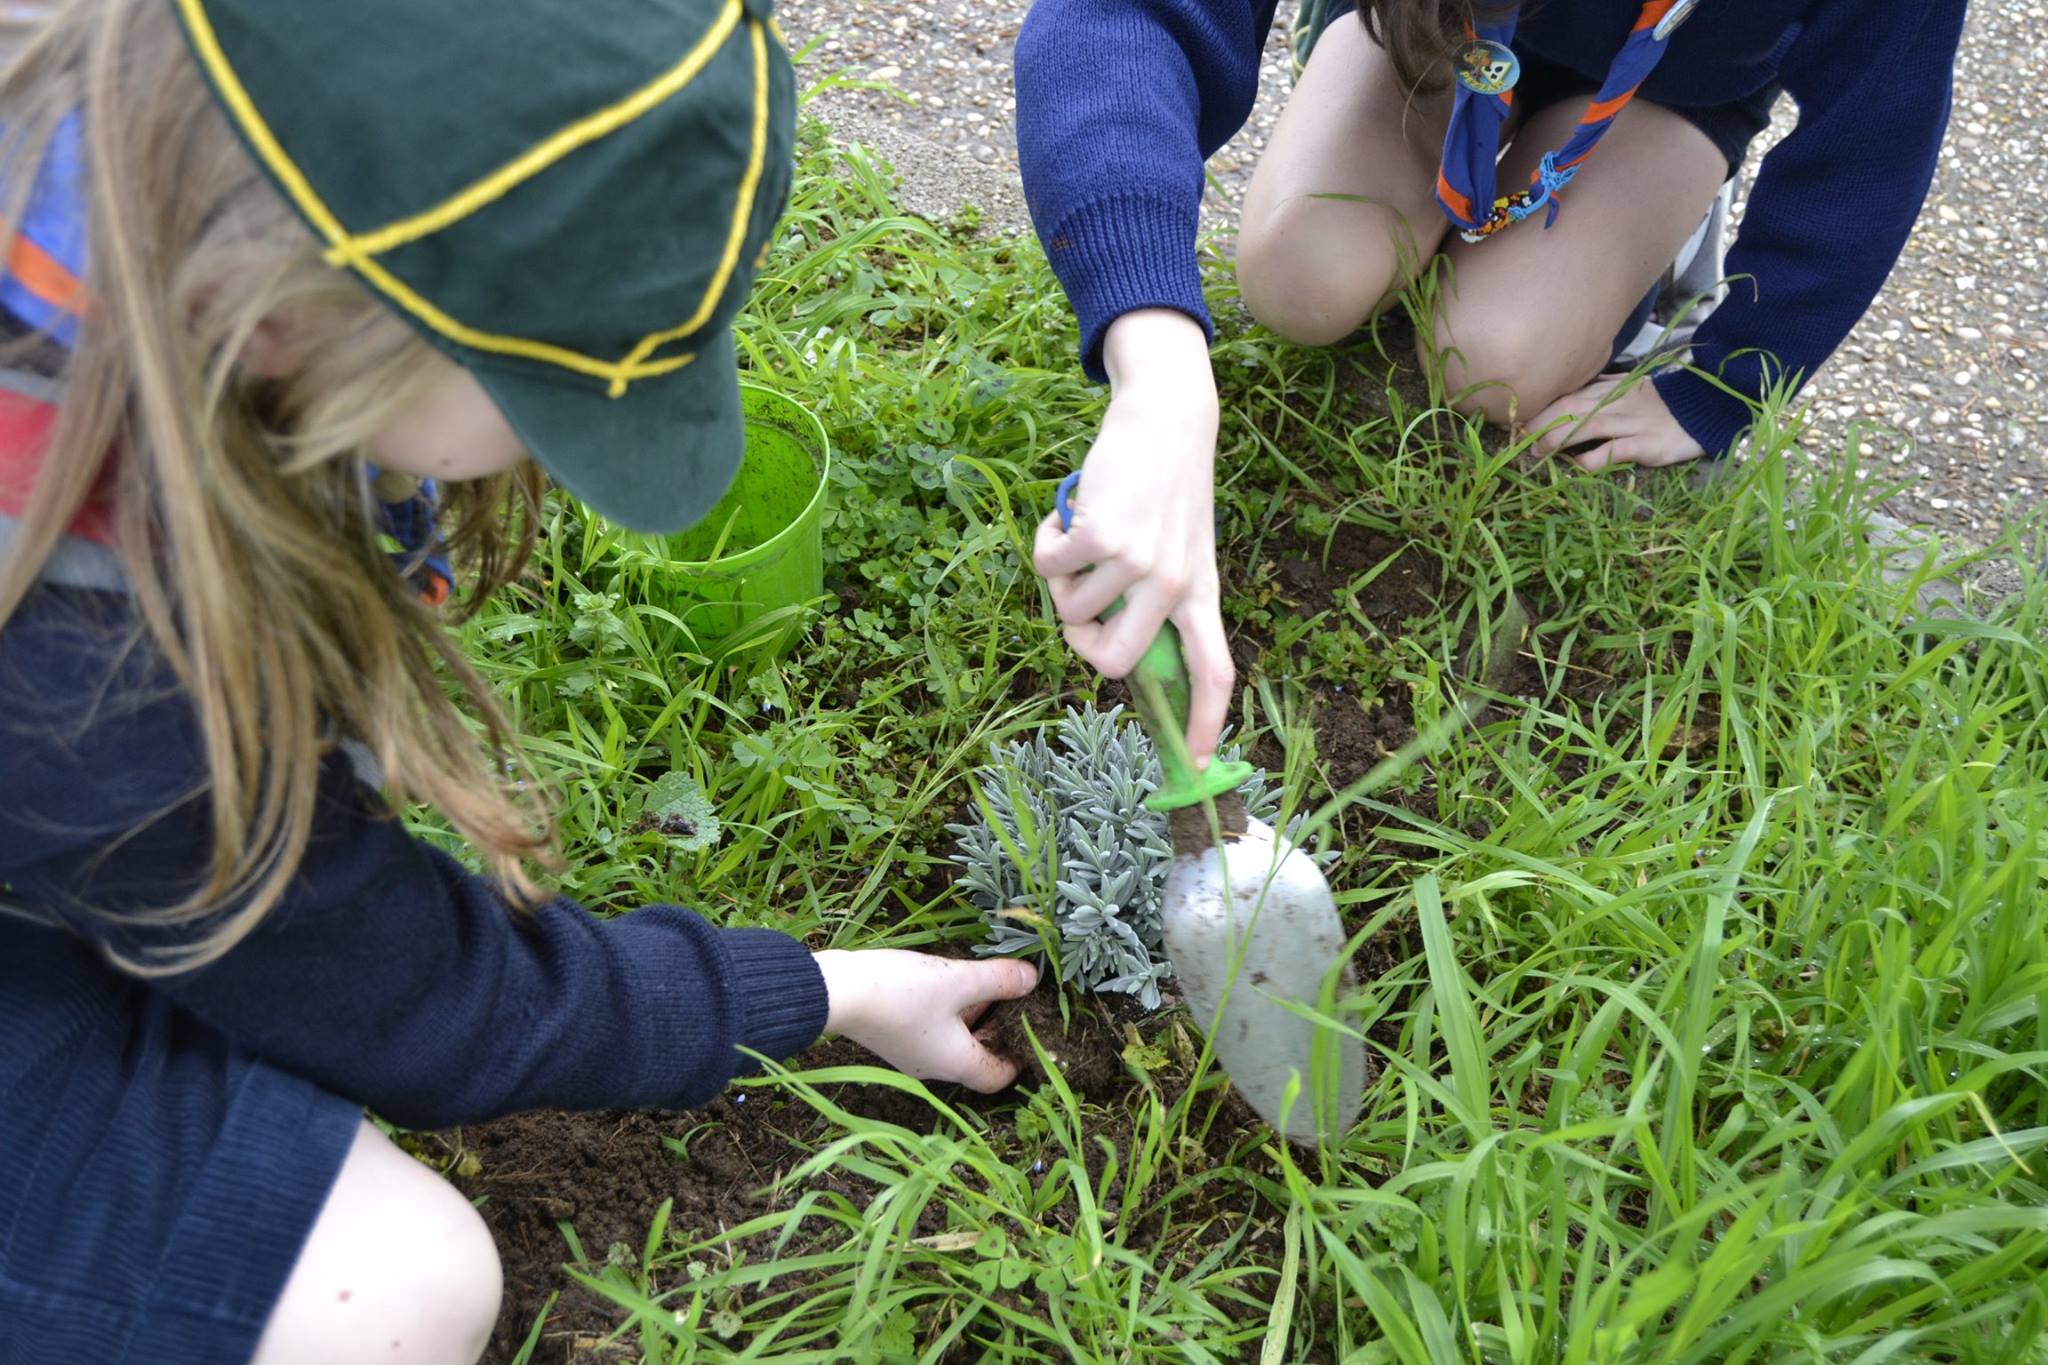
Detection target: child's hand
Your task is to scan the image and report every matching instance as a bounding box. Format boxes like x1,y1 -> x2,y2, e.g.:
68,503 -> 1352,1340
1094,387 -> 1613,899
1032,309 -> 1234,768
1530,375 -> 1707,471
814,949 -> 1040,1093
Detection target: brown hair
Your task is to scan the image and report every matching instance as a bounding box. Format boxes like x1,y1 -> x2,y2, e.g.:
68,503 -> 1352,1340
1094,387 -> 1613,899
1356,0 -> 1518,93
0,0 -> 556,970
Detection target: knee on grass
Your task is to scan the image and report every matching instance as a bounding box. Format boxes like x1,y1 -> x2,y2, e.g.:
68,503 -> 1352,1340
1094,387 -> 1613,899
1427,305 -> 1607,427
1236,203 -> 1403,348
253,1122 -> 503,1365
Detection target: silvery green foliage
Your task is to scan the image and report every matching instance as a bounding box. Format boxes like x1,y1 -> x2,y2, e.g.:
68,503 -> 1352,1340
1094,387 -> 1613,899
949,704 -> 1308,1010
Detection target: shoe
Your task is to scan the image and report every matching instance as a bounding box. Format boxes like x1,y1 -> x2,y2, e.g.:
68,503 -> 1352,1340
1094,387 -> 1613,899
1611,181 -> 1734,368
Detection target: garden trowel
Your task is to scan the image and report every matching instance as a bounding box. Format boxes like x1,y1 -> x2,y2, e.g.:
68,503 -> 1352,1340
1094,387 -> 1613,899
1055,474 -> 1365,1147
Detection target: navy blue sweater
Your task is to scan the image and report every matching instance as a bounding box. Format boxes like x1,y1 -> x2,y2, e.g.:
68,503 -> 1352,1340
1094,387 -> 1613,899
1015,0 -> 1966,454
0,578 -> 829,1130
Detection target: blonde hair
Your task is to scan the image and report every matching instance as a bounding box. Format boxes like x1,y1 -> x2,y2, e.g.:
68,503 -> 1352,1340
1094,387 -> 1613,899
0,0 -> 554,970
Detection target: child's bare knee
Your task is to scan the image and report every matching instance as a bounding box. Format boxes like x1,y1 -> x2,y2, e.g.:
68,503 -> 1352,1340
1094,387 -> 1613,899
1237,202 -> 1396,348
254,1124 -> 502,1365
1427,308 -> 1590,425
396,1186 -> 502,1364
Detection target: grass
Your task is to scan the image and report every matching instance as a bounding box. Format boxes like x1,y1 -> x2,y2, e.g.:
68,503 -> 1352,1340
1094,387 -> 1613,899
431,109 -> 2048,1363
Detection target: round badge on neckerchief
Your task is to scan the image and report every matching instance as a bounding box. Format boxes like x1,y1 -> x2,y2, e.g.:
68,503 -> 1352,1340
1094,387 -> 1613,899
1452,38 -> 1519,95
1434,0 -> 1700,243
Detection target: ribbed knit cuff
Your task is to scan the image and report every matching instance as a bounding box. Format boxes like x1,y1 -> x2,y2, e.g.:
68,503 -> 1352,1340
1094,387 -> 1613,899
1044,192 -> 1212,382
720,927 -> 828,1063
1655,368 -> 1754,461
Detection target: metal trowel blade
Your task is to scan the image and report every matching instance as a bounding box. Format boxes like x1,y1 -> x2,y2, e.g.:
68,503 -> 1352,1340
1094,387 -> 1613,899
1160,817 -> 1365,1146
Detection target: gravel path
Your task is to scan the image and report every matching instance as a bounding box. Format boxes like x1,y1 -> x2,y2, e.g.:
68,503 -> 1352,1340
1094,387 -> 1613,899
778,0 -> 2046,552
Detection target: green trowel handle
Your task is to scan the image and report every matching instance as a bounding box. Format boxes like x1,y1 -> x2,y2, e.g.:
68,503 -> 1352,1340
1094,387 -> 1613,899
1054,472 -> 1251,812
1128,619 -> 1253,811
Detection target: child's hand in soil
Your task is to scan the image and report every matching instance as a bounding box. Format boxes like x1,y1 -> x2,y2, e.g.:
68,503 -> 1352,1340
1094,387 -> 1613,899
1529,375 -> 1706,471
814,950 -> 1040,1093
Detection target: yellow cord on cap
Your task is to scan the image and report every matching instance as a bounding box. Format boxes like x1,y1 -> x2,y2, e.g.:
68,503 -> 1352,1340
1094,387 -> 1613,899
331,0 -> 745,267
174,0 -> 774,396
608,18 -> 772,395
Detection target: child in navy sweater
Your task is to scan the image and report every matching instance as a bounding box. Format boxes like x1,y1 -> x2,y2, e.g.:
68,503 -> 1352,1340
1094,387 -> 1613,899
1015,0 -> 1966,765
0,2 -> 1033,1362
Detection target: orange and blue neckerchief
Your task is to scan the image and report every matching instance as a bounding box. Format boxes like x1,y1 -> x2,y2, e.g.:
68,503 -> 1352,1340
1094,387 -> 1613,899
1436,0 -> 1699,242
0,114 -> 452,607
373,475 -> 454,608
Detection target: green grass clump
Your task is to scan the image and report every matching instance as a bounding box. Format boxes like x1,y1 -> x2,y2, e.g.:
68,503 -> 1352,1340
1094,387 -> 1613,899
436,108 -> 2048,1363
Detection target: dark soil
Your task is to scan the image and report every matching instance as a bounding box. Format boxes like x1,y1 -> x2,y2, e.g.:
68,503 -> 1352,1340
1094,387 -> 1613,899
1275,519 -> 1442,628
1243,519 -> 1440,786
1230,507 -> 1613,851
433,983 -> 1156,1362
971,978 -> 1132,1099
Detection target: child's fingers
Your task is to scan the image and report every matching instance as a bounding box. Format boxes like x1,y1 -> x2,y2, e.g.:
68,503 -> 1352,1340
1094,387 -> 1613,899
1573,436 -> 1665,472
947,1031 -> 1023,1094
1052,559 -> 1144,625
958,986 -> 1020,1029
1063,612 -> 1162,681
1530,380 -> 1623,454
1174,603 -> 1236,765
935,962 -> 1034,1091
1061,618 -> 1115,674
1034,508 -> 1104,578
1573,439 -> 1625,471
1080,588 -> 1178,679
1533,404 -> 1608,455
952,957 -> 1038,1012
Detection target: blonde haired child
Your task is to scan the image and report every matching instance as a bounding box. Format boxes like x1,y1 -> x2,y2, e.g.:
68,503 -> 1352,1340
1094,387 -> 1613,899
0,2 -> 1033,1361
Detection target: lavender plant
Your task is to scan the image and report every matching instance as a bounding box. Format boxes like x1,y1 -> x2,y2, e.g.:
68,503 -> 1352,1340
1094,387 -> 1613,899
949,704 -> 1308,1009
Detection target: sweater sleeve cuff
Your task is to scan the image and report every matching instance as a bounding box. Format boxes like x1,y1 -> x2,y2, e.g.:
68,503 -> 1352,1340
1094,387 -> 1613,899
719,927 -> 828,1063
1654,368 -> 1756,460
1044,192 -> 1212,382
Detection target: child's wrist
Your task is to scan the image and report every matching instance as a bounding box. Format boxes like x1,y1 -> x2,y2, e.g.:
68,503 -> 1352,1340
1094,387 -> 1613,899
813,949 -> 870,1037
1102,309 -> 1215,404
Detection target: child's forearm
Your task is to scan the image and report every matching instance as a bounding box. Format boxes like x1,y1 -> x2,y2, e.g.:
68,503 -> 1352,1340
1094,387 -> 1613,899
1014,0 -> 1275,379
134,811 -> 834,1128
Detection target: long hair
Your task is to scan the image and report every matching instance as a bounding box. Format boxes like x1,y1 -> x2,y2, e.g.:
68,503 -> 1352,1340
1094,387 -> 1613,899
0,0 -> 556,970
1358,0 -> 1519,92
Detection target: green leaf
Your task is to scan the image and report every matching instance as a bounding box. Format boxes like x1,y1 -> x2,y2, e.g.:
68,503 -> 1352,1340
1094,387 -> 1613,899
1415,874 -> 1491,1138
1121,1035 -> 1171,1073
644,770 -> 721,852
875,1308 -> 917,1358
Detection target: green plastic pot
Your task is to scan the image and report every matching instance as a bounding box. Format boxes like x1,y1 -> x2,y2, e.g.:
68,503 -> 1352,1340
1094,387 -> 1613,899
664,384 -> 830,655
